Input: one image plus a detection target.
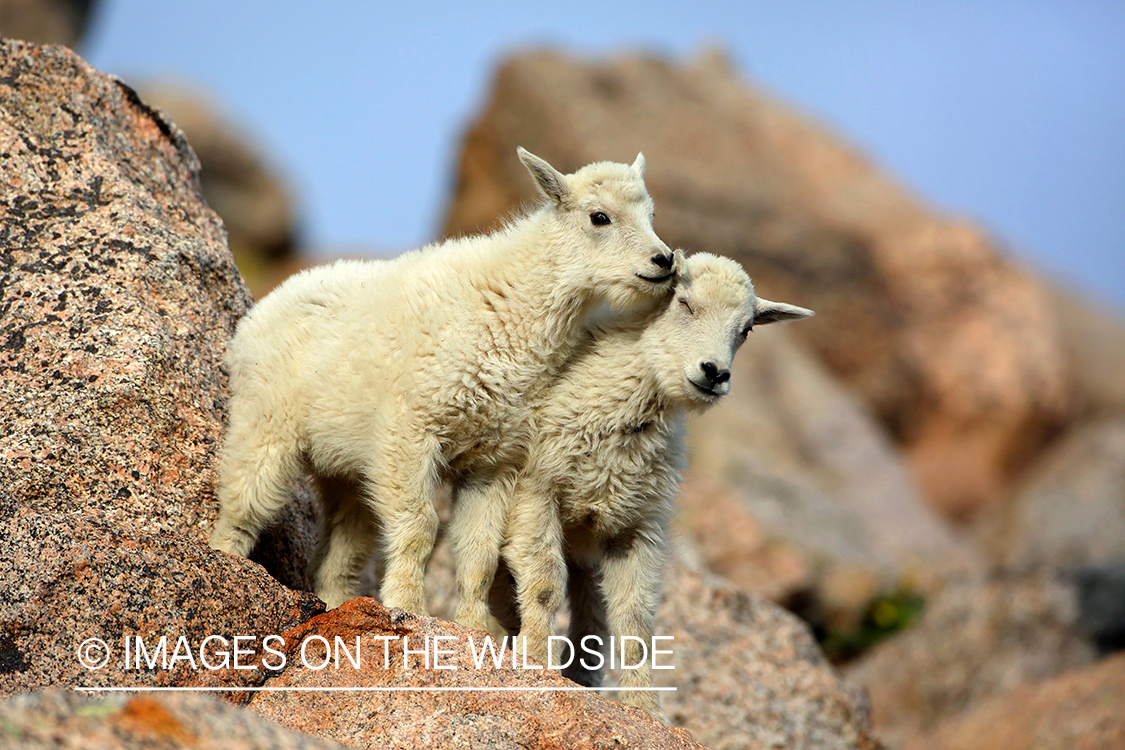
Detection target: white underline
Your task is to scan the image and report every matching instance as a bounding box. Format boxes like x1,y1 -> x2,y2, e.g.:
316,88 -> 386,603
74,686 -> 676,693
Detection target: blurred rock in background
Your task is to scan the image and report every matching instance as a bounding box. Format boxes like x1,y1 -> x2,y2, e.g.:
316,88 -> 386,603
436,47 -> 1125,749
845,569 -> 1095,747
976,419 -> 1125,573
1044,283 -> 1125,420
900,652 -> 1125,750
0,0 -> 94,49
137,83 -> 303,298
440,49 -> 1072,523
677,324 -> 974,642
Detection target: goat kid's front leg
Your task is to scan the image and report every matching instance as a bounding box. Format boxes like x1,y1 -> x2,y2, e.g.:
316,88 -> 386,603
503,478 -> 565,665
599,522 -> 670,724
367,440 -> 441,615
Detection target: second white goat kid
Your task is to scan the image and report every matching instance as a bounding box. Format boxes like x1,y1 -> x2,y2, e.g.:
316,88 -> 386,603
462,253 -> 813,722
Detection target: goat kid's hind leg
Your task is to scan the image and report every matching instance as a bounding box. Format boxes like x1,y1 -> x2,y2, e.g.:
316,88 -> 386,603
488,559 -> 522,636
367,440 -> 441,615
599,522 -> 670,723
310,475 -> 379,610
561,560 -> 608,688
451,470 -> 518,631
504,479 -> 565,665
209,400 -> 302,558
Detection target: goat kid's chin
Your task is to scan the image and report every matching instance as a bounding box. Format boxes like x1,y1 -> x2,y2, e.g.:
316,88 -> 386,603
634,269 -> 675,285
682,375 -> 727,406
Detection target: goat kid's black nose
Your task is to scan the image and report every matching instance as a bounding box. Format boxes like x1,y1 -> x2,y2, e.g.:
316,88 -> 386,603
651,252 -> 674,270
701,361 -> 731,385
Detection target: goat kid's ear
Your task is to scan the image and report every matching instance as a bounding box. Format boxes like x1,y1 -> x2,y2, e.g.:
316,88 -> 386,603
754,299 -> 815,325
517,147 -> 570,205
632,152 -> 646,178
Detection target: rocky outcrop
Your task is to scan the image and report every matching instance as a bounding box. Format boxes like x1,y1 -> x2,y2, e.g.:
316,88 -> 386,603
1045,283 -> 1125,420
239,597 -> 706,750
0,689 -> 350,750
0,38 -> 322,694
903,653 -> 1125,750
0,39 -> 319,590
234,576 -> 879,750
654,548 -> 881,750
675,478 -> 811,603
440,49 -> 1071,519
846,570 -> 1095,748
137,84 -> 299,277
970,418 -> 1125,658
976,419 -> 1125,572
0,0 -> 96,49
384,527 -> 880,749
0,507 -> 323,694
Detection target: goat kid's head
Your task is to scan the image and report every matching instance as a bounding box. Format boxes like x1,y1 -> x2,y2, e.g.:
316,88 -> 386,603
650,252 -> 814,407
518,147 -> 676,311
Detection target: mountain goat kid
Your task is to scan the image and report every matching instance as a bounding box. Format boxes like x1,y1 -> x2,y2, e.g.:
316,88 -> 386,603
209,148 -> 677,615
459,253 -> 812,722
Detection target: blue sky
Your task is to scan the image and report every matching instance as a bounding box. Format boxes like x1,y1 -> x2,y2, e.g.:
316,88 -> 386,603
84,1 -> 1124,311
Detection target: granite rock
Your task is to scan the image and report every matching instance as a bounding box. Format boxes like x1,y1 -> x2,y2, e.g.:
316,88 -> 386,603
138,83 -> 299,277
244,597 -> 707,750
0,507 -> 323,695
976,419 -> 1125,572
1045,283 -> 1125,420
654,547 -> 882,750
0,689 -> 350,749
903,653 -> 1125,750
0,0 -> 96,49
0,39 -> 319,589
846,569 -> 1095,748
0,39 -> 326,697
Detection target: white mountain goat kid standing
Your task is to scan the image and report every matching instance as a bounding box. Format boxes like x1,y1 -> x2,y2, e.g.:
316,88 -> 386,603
459,253 -> 813,722
209,148 -> 678,614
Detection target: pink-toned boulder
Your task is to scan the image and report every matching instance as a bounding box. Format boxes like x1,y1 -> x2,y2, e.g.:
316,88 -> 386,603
243,598 -> 706,750
0,0 -> 95,49
1044,283 -> 1125,420
0,39 -> 319,588
846,569 -> 1095,748
0,39 -> 322,694
137,83 -> 298,267
0,508 -> 322,695
976,419 -> 1125,572
416,517 -> 881,749
655,548 -> 882,750
440,49 -> 1070,519
0,690 -> 349,750
904,653 -> 1125,750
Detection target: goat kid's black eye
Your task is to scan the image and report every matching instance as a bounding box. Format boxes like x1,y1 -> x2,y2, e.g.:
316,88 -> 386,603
590,211 -> 611,226
678,297 -> 694,315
